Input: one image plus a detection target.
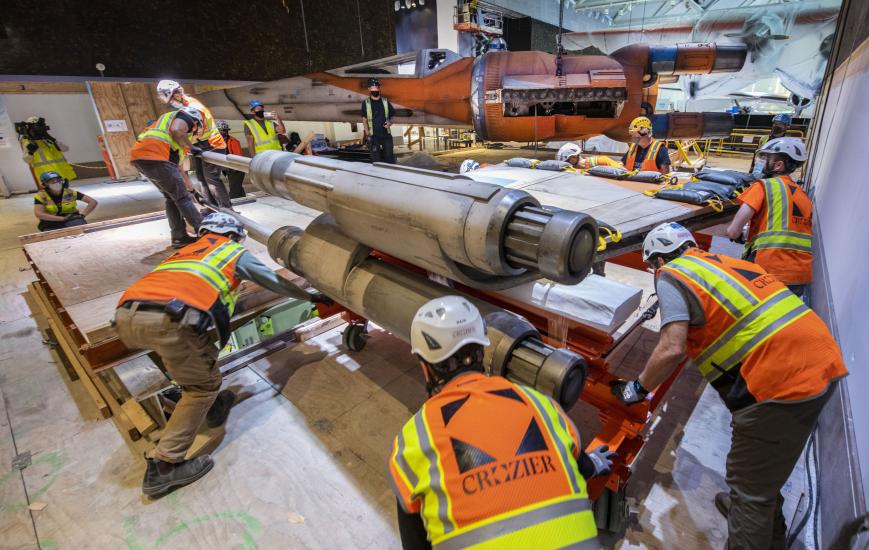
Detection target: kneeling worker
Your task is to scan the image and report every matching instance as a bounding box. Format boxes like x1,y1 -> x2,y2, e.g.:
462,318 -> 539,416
389,296 -> 613,549
115,212 -> 331,497
726,137 -> 813,297
558,142 -> 622,170
33,171 -> 97,232
612,223 -> 847,549
622,116 -> 670,174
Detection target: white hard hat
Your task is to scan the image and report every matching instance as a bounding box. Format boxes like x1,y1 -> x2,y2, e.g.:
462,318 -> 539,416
557,142 -> 582,163
459,159 -> 480,174
410,296 -> 490,364
178,106 -> 205,132
199,212 -> 246,240
642,222 -> 696,263
156,79 -> 183,104
26,116 -> 40,124
757,137 -> 807,162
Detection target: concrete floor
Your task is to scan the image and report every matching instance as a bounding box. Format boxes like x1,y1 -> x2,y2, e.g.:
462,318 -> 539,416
0,162 -> 812,548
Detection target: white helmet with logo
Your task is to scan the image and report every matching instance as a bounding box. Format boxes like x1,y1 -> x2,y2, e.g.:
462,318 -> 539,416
756,137 -> 807,162
557,142 -> 582,163
199,212 -> 246,240
156,79 -> 183,104
642,222 -> 696,263
410,296 -> 490,364
459,159 -> 480,174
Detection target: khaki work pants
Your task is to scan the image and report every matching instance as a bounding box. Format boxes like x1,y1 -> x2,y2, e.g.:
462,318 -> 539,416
725,383 -> 836,550
114,306 -> 221,463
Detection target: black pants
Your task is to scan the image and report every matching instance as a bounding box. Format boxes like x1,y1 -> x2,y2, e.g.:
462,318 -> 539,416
369,135 -> 395,164
38,214 -> 87,232
133,159 -> 203,241
193,147 -> 231,208
225,169 -> 246,199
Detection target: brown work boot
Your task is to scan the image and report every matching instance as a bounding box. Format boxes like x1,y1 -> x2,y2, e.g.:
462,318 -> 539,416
715,492 -> 731,518
142,455 -> 214,497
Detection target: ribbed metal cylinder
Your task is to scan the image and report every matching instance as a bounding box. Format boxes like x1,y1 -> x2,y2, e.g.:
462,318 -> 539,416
503,205 -> 550,269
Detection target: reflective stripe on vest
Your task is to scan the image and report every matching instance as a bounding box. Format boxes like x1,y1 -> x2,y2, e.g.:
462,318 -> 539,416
244,119 -> 280,153
434,496 -> 596,550
30,140 -> 74,180
365,97 -> 391,135
752,177 -> 813,253
35,188 -> 78,215
626,140 -> 662,171
663,256 -> 811,382
151,241 -> 244,314
137,112 -> 183,155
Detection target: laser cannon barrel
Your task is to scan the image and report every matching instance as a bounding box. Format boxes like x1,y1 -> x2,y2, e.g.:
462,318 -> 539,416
202,151 -> 598,290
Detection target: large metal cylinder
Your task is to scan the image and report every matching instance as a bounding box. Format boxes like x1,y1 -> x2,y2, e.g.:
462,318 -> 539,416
266,215 -> 587,408
203,150 -> 598,290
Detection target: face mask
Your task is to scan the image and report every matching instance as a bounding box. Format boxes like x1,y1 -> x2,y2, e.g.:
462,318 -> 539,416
370,90 -> 380,98
169,99 -> 184,109
752,159 -> 768,178
254,110 -> 265,118
47,183 -> 62,194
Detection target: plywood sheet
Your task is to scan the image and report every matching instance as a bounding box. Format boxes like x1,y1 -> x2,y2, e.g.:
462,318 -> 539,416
88,81 -> 138,177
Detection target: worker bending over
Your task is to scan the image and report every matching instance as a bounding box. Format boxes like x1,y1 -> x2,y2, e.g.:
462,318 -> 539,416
244,100 -> 285,156
612,222 -> 847,550
33,171 -> 97,232
726,137 -> 812,297
389,296 -> 613,549
557,142 -> 622,169
115,213 -> 330,497
157,80 -> 232,209
622,116 -> 670,174
130,106 -> 204,248
361,77 -> 396,164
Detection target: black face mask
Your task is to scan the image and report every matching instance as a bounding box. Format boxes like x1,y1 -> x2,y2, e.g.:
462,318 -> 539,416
254,110 -> 265,119
370,91 -> 380,99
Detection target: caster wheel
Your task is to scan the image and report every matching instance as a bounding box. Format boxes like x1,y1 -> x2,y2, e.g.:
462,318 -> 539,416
342,323 -> 368,352
593,486 -> 628,533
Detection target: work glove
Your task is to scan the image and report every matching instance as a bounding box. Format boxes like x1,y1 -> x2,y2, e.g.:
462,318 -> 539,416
584,445 -> 617,477
307,290 -> 333,305
189,144 -> 204,157
610,379 -> 650,405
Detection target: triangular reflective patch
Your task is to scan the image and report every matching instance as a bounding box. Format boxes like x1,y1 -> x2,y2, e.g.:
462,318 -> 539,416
192,247 -> 208,254
421,331 -> 441,350
515,418 -> 549,455
733,267 -> 764,281
441,395 -> 469,427
792,200 -> 804,218
207,237 -> 217,244
487,388 -> 525,404
705,254 -> 722,263
451,437 -> 496,474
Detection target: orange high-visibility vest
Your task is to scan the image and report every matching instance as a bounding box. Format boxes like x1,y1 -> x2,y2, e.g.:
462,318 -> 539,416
118,234 -> 245,344
743,176 -> 813,284
659,249 -> 846,407
183,96 -> 227,150
389,372 -> 598,549
584,155 -> 622,169
130,111 -> 186,163
625,140 -> 665,171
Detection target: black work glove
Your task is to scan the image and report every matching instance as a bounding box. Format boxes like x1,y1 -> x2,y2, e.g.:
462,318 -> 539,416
26,142 -> 39,154
610,379 -> 650,405
307,290 -> 333,305
65,213 -> 84,220
583,445 -> 618,478
189,144 -> 204,157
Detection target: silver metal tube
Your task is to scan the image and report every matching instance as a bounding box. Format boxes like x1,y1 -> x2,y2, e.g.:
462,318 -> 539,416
223,209 -> 274,245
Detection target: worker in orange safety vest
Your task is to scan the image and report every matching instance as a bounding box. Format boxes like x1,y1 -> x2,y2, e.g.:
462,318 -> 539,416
558,142 -> 623,170
115,212 -> 330,497
622,116 -> 671,173
389,295 -> 613,549
611,222 -> 847,550
726,137 -> 813,298
157,79 -> 232,209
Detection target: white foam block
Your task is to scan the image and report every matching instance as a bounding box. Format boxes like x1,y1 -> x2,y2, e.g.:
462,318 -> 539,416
496,275 -> 643,334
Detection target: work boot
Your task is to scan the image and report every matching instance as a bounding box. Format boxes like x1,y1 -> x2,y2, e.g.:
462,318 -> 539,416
206,389 -> 236,428
171,235 -> 197,249
715,492 -> 731,518
142,455 -> 214,497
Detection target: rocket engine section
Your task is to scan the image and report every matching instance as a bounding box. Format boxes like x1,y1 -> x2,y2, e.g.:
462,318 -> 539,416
470,43 -> 747,142
217,150 -> 598,290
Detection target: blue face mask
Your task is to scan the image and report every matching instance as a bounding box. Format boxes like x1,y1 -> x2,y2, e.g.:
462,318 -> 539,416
752,159 -> 766,178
